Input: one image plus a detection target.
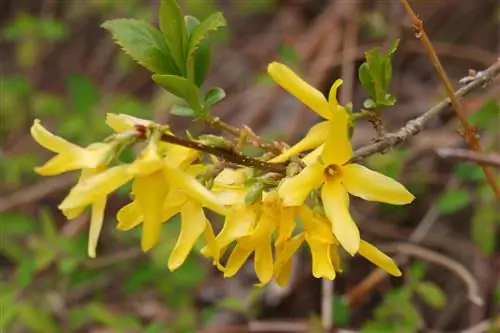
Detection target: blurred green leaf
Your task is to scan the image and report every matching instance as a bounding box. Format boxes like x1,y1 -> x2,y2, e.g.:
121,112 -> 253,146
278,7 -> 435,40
171,104 -> 196,117
18,304 -> 60,333
187,12 -> 226,59
32,93 -> 64,117
437,189 -> 470,214
0,213 -> 36,236
409,261 -> 427,282
204,87 -> 226,110
471,203 -> 497,255
454,163 -> 485,182
14,260 -> 37,289
87,302 -> 142,331
38,19 -> 67,41
278,43 -> 300,68
468,99 -> 499,129
102,19 -> 179,74
415,281 -> 447,309
152,74 -> 201,113
168,255 -> 205,287
67,74 -> 99,116
159,0 -> 187,73
333,296 -> 350,326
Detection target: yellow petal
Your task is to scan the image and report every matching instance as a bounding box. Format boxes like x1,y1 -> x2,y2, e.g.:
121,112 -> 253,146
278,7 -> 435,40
116,201 -> 142,230
214,168 -> 247,187
61,169 -> 101,219
133,171 -> 169,252
168,200 -> 206,270
299,206 -> 335,244
166,145 -> 199,169
328,79 -> 343,110
88,197 -> 106,258
267,62 -> 330,119
59,165 -> 132,211
224,243 -> 253,277
275,206 -> 296,246
106,113 -> 152,132
274,233 -> 305,276
215,204 -> 257,249
163,163 -> 228,216
278,163 -> 323,206
341,163 -> 415,205
254,239 -> 273,284
35,152 -> 83,176
269,121 -> 330,163
321,180 -> 360,255
31,119 -> 79,153
223,243 -> 253,278
238,208 -> 275,249
358,240 -> 402,277
203,220 -> 223,269
321,113 -> 352,166
330,245 -> 343,272
129,145 -> 164,177
306,235 -> 335,279
275,259 -> 293,287
302,145 -> 323,166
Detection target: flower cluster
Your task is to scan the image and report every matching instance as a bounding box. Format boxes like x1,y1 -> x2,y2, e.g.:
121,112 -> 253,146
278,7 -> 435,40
32,62 -> 414,285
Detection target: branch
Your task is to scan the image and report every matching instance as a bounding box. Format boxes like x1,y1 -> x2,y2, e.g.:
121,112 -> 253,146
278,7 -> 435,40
381,242 -> 484,306
399,0 -> 500,199
436,148 -> 500,168
351,59 -> 500,162
205,115 -> 283,154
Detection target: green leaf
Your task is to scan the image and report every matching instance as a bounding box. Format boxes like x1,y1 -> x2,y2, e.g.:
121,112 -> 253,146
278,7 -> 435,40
204,87 -> 225,109
170,104 -> 196,117
102,19 -> 179,74
187,12 -> 226,59
437,189 -> 470,214
388,39 -> 400,55
363,98 -> 377,109
359,63 -> 376,99
332,296 -> 350,326
185,15 -> 211,86
415,282 -> 447,309
471,203 -> 497,255
66,74 -> 99,116
152,74 -> 201,113
409,261 -> 427,282
159,0 -> 187,73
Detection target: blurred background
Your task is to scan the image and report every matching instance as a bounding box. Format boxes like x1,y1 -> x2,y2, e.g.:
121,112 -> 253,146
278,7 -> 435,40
1,0 -> 499,332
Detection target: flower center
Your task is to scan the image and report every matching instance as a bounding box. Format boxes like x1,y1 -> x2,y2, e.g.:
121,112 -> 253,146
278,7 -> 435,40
324,164 -> 341,181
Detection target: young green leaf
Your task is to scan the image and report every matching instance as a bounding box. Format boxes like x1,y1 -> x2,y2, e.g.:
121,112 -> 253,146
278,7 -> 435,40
152,74 -> 201,113
170,104 -> 196,117
204,87 -> 226,109
471,203 -> 497,255
102,19 -> 179,74
437,189 -> 470,214
187,12 -> 226,58
358,63 -> 376,102
185,15 -> 212,86
415,282 -> 447,309
158,0 -> 187,74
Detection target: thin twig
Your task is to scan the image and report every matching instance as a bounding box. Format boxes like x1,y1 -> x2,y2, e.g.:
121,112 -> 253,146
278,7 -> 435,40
398,0 -> 500,199
436,148 -> 500,168
351,59 -> 500,162
380,242 -> 483,306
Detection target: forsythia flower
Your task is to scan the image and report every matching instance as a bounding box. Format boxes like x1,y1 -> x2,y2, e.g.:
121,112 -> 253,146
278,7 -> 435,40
274,206 -> 401,283
267,62 -> 345,163
278,108 -> 415,255
31,119 -> 118,257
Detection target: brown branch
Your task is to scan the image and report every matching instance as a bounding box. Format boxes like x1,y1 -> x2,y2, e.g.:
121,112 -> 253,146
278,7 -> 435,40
351,59 -> 500,162
159,132 -> 287,174
398,0 -> 500,199
380,243 -> 483,306
436,148 -> 500,168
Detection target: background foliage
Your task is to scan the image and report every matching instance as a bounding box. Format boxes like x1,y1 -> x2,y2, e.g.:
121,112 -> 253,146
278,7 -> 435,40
1,0 -> 499,332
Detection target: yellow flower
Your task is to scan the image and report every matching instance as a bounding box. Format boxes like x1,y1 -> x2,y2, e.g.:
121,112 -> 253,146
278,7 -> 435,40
267,62 -> 344,163
31,119 -> 120,258
274,206 -> 401,283
220,191 -> 297,285
31,119 -> 115,176
278,110 -> 415,255
106,113 -> 153,133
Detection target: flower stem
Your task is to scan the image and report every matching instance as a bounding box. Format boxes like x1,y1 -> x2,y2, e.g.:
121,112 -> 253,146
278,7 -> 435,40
399,0 -> 500,199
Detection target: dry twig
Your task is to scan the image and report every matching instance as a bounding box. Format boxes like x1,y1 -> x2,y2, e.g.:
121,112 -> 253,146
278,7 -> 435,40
398,0 -> 500,199
436,148 -> 500,168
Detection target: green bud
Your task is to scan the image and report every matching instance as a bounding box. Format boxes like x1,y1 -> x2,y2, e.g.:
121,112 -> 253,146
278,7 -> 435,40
244,181 -> 264,205
286,162 -> 302,178
198,134 -> 233,150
